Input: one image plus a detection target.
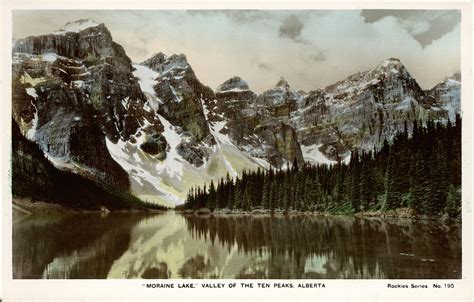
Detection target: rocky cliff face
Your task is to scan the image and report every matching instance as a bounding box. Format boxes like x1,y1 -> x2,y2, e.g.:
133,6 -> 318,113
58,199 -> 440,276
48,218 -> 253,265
213,76 -> 304,167
291,58 -> 452,161
213,76 -> 258,148
141,52 -> 213,142
11,119 -> 155,210
426,72 -> 461,121
12,20 -> 461,206
12,19 -> 165,189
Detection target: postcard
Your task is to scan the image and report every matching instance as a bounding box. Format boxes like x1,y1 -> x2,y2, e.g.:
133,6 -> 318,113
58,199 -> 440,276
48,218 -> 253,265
1,1 -> 472,301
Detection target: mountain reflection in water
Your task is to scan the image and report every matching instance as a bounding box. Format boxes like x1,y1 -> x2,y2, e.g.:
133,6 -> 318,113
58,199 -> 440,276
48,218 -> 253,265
13,212 -> 461,279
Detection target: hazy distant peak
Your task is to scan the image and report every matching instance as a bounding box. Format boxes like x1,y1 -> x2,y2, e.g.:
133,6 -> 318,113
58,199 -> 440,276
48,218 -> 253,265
216,76 -> 250,93
275,77 -> 290,88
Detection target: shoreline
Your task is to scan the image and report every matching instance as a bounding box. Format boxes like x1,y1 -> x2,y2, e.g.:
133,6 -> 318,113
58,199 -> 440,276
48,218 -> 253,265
12,197 -> 166,216
13,197 -> 76,216
11,198 -> 460,225
177,207 -> 461,224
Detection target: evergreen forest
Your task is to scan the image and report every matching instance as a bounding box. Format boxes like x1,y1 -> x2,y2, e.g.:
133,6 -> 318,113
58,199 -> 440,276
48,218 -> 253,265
182,116 -> 462,219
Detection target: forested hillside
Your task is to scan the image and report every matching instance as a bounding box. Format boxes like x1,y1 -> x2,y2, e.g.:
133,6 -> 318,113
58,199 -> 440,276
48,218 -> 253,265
182,116 -> 461,219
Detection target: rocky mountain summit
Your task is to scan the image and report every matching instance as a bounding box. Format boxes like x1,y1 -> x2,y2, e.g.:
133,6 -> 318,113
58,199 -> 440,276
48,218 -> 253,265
12,20 -> 461,206
291,58 -> 457,162
140,52 -> 213,142
12,19 -> 164,189
426,72 -> 461,121
212,76 -> 304,167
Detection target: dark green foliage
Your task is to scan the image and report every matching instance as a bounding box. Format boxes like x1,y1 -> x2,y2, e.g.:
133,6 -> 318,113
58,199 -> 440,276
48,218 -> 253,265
384,156 -> 400,210
208,181 -> 217,210
183,117 -> 461,217
445,185 -> 461,219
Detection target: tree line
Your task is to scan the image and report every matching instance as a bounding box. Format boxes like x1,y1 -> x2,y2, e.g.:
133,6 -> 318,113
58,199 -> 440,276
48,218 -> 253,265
181,116 -> 461,218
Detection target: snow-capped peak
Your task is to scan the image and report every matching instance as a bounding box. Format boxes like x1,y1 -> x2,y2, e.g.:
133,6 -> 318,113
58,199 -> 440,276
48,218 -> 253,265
371,57 -> 409,76
166,54 -> 189,66
141,52 -> 191,76
54,19 -> 100,34
448,72 -> 461,82
381,57 -> 401,66
141,52 -> 168,66
350,57 -> 411,84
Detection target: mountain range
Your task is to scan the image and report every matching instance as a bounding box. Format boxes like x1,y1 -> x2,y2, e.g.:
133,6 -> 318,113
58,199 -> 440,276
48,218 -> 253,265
11,19 -> 461,207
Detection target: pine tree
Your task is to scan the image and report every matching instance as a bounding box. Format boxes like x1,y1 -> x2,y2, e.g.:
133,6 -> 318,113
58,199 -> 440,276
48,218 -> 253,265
208,181 -> 217,210
349,153 -> 361,212
445,185 -> 461,219
384,156 -> 399,210
430,140 -> 450,214
283,172 -> 292,212
305,175 -> 321,211
409,154 -> 424,214
261,177 -> 271,209
359,159 -> 374,211
227,185 -> 234,209
269,183 -> 276,213
234,180 -> 243,209
294,171 -> 305,211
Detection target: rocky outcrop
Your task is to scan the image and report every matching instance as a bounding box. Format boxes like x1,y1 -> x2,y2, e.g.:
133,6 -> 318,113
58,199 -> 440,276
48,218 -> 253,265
253,121 -> 303,167
176,141 -> 207,167
141,53 -> 213,142
13,20 -> 129,63
216,76 -> 251,93
214,76 -> 257,146
214,76 -> 304,166
426,72 -> 461,121
139,133 -> 167,159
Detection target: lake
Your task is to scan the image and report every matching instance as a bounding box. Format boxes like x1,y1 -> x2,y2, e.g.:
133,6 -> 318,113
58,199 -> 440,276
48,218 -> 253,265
13,211 -> 461,279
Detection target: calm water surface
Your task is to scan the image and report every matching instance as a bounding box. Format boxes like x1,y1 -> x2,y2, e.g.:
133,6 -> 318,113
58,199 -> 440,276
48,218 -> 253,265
13,212 -> 461,279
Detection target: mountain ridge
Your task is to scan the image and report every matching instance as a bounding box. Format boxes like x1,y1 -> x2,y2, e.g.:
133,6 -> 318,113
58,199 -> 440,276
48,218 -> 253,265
11,20 -> 461,206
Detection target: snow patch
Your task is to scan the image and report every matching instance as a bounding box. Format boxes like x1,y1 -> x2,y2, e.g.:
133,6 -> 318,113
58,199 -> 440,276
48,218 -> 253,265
121,97 -> 130,110
211,121 -> 232,145
25,101 -> 38,141
105,114 -> 199,206
201,99 -> 238,177
42,53 -> 59,62
106,137 -> 171,192
217,87 -> 249,93
72,80 -> 85,88
54,19 -> 100,34
132,64 -> 160,94
395,97 -> 413,111
152,114 -> 184,181
26,87 -> 38,99
251,157 -> 271,169
170,86 -> 183,103
301,144 -> 338,166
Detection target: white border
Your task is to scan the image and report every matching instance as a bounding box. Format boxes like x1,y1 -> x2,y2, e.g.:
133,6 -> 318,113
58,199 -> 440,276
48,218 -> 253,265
1,1 -> 472,301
